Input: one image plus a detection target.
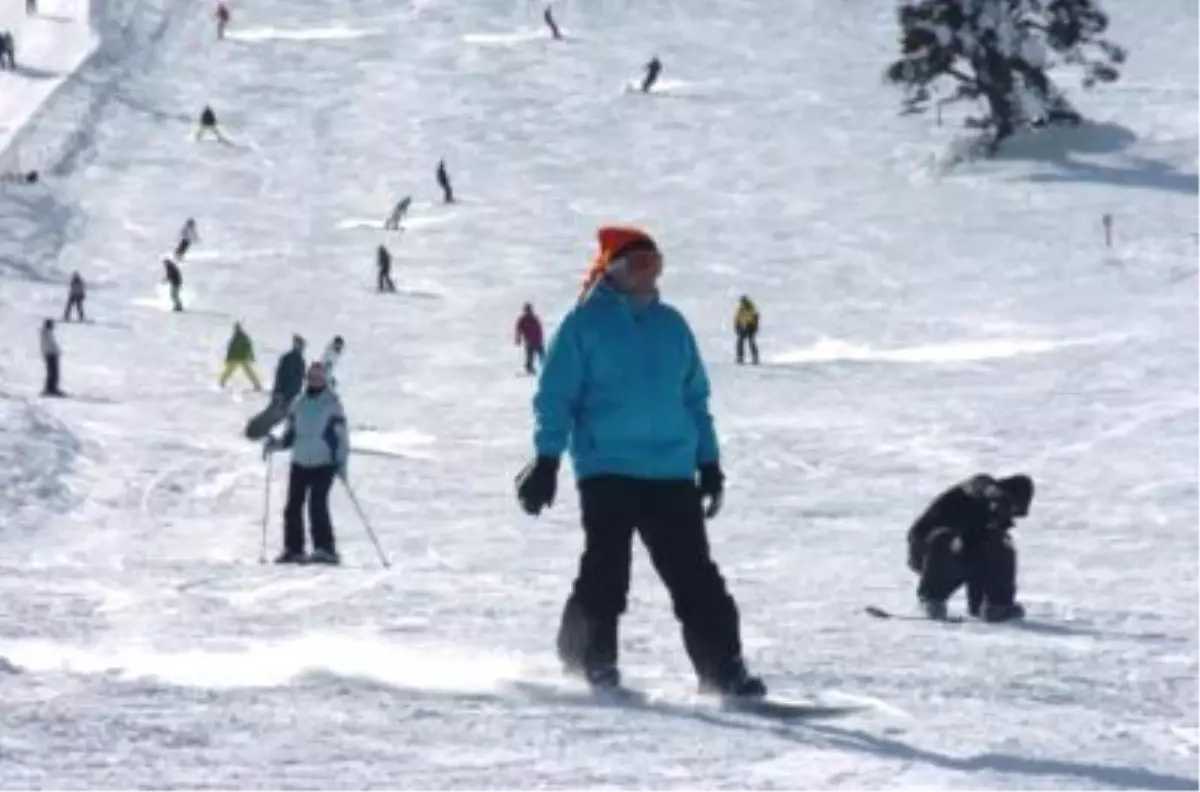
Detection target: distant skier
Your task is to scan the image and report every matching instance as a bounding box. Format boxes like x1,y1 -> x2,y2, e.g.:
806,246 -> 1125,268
219,322 -> 263,391
907,473 -> 1034,622
245,335 -> 306,440
25,0 -> 35,16
40,319 -> 62,397
63,272 -> 86,322
195,105 -> 229,143
543,5 -> 562,40
734,295 -> 759,365
383,196 -> 412,230
0,31 -> 13,70
1,169 -> 37,184
515,225 -> 766,697
436,159 -> 455,204
162,257 -> 184,311
640,56 -> 662,93
175,217 -> 199,260
321,335 -> 345,390
514,302 -> 545,375
263,361 -> 349,565
377,245 -> 396,292
215,2 -> 230,39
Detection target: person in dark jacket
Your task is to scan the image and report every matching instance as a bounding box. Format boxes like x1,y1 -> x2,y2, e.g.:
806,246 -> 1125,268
514,303 -> 545,374
163,258 -> 183,312
436,159 -> 455,204
377,245 -> 396,292
272,335 -> 307,406
40,319 -> 62,396
175,217 -> 198,260
264,361 -> 350,565
196,105 -> 228,143
383,196 -> 411,231
907,473 -> 1034,622
0,31 -> 14,70
641,56 -> 662,93
543,5 -> 562,39
515,225 -> 765,699
63,272 -> 86,322
734,295 -> 759,365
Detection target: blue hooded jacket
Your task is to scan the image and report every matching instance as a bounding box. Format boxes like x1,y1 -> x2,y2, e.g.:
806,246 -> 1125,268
532,280 -> 719,481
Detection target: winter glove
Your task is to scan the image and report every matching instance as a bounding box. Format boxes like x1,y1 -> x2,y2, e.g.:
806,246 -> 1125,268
336,460 -> 348,482
262,436 -> 279,461
698,462 -> 724,519
515,456 -> 559,516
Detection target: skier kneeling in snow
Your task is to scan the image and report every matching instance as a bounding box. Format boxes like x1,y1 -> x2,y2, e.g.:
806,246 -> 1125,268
515,225 -> 765,698
907,473 -> 1034,622
264,361 -> 349,565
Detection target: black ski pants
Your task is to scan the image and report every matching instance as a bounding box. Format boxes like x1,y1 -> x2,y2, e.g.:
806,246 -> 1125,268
523,343 -> 544,374
736,328 -> 759,364
283,464 -> 337,555
63,295 -> 84,321
915,528 -> 1017,615
43,354 -> 60,395
557,475 -> 745,686
378,269 -> 395,292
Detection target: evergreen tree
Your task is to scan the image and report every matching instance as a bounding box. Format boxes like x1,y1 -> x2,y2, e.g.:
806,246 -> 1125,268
886,0 -> 1126,151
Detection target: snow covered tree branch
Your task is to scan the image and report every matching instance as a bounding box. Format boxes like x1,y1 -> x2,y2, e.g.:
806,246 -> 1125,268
885,0 -> 1126,151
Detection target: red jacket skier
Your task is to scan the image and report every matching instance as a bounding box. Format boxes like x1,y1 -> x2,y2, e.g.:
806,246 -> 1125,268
515,303 -> 545,374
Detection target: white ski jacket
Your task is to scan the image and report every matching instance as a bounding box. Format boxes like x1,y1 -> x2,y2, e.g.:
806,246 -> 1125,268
279,387 -> 349,469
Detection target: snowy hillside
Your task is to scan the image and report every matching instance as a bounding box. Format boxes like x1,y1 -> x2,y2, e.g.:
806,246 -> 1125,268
0,0 -> 1196,787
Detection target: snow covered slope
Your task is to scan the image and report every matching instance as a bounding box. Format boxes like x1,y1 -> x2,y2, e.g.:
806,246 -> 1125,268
0,0 -> 1195,787
0,0 -> 96,165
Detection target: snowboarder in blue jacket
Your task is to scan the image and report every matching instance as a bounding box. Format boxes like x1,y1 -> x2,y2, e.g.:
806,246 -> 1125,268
515,225 -> 765,698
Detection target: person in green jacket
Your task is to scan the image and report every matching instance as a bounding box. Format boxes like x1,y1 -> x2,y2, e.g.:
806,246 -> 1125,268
220,322 -> 263,390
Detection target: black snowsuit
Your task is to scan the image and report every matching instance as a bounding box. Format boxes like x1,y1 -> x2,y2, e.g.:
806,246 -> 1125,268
557,476 -> 748,689
436,160 -> 454,204
377,246 -> 395,292
63,274 -> 85,321
163,259 -> 183,311
907,475 -> 1030,616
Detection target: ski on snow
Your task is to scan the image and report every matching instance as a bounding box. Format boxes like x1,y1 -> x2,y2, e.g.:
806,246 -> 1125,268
863,605 -> 965,623
507,680 -> 866,721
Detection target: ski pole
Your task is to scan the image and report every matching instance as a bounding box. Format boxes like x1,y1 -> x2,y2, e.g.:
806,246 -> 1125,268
259,453 -> 273,564
342,479 -> 390,568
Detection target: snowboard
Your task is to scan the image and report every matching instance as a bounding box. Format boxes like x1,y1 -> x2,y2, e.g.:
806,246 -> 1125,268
244,397 -> 289,440
508,680 -> 865,721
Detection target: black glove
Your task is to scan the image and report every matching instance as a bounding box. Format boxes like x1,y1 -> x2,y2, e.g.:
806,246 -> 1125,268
516,456 -> 559,516
698,462 -> 724,519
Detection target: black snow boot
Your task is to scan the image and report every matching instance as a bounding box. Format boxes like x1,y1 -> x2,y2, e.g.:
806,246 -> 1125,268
274,549 -> 306,564
983,601 -> 1026,623
699,658 -> 767,699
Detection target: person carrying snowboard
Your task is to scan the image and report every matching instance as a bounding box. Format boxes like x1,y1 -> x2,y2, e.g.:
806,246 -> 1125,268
63,272 -> 86,322
436,159 -> 455,204
377,245 -> 396,292
907,473 -> 1034,622
514,302 -> 545,375
264,361 -> 349,565
247,335 -> 306,439
219,321 -> 263,390
734,295 -> 759,365
383,196 -> 412,231
175,217 -> 199,260
215,2 -> 230,39
515,225 -> 766,698
162,257 -> 184,311
40,318 -> 63,397
543,5 -> 562,40
641,56 -> 662,93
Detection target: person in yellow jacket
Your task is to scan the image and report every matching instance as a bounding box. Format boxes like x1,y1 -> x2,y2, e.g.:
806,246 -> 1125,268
734,295 -> 760,365
220,322 -> 263,390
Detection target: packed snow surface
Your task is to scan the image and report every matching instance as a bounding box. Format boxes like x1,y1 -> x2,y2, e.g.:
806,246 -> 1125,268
0,0 -> 1196,787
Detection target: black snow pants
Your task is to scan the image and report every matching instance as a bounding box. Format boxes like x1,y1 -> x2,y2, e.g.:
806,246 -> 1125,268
557,475 -> 746,687
736,328 -> 759,365
914,528 -> 1017,615
63,295 -> 84,321
378,269 -> 396,292
523,343 -> 544,374
42,354 -> 60,395
283,464 -> 337,555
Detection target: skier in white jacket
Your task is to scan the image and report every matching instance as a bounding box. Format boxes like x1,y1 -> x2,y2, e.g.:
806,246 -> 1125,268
321,335 -> 345,391
264,361 -> 350,564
